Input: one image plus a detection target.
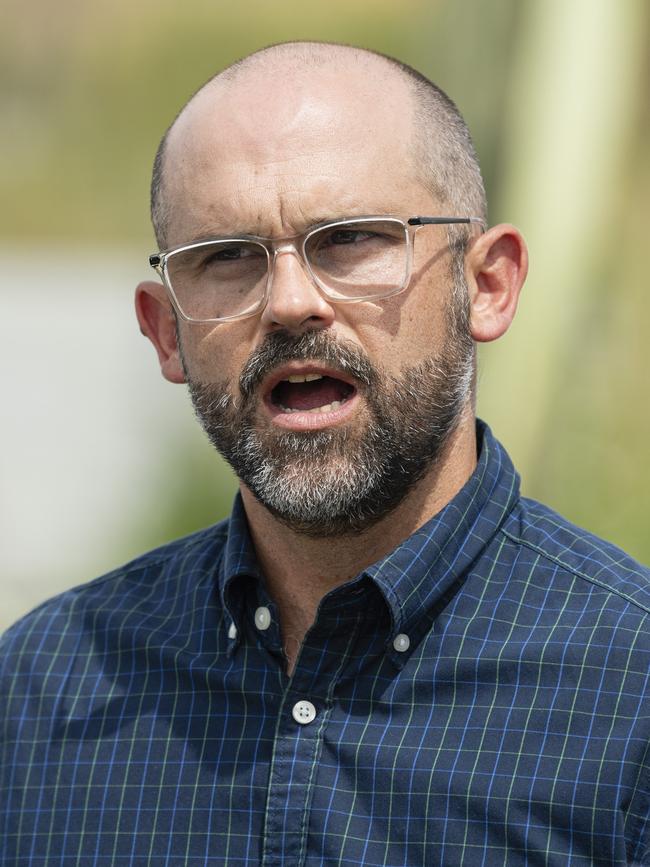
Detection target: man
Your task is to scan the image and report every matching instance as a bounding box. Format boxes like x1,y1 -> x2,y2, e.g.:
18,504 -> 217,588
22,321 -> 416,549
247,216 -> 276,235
1,41 -> 648,866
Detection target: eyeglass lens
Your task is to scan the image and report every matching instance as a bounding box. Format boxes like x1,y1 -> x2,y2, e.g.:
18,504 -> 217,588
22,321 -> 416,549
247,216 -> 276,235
165,219 -> 409,320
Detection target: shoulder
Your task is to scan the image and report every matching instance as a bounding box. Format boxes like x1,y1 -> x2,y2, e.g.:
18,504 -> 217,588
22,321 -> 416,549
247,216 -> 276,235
0,520 -> 230,667
502,496 -> 650,615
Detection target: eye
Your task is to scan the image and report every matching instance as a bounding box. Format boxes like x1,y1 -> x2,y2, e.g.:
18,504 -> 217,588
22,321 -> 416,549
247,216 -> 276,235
325,228 -> 375,246
205,245 -> 256,263
188,243 -> 268,275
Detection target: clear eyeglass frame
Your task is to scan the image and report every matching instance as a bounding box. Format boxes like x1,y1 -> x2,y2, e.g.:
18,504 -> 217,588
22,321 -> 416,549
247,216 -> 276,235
148,214 -> 486,324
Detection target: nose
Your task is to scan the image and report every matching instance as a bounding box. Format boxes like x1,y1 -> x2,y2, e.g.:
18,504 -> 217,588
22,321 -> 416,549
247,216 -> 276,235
259,243 -> 336,333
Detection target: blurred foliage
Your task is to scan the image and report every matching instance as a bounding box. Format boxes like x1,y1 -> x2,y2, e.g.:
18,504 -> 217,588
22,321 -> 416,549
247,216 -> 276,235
3,0 -> 649,564
2,0 -> 522,243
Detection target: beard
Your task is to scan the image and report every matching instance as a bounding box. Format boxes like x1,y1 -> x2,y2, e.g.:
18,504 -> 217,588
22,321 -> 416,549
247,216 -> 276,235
181,290 -> 474,537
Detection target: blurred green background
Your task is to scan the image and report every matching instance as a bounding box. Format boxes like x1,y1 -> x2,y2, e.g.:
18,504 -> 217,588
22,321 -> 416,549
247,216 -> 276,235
2,0 -> 648,627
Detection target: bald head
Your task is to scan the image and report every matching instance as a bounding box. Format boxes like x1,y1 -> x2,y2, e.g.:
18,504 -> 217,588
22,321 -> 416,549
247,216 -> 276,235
150,42 -> 486,250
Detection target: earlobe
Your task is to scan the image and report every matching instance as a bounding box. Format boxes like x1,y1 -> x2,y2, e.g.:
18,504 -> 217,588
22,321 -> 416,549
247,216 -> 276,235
466,224 -> 528,343
134,281 -> 186,383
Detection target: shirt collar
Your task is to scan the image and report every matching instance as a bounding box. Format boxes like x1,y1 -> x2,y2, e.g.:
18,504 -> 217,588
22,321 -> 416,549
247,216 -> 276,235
365,420 -> 520,663
219,494 -> 264,635
218,420 -> 520,658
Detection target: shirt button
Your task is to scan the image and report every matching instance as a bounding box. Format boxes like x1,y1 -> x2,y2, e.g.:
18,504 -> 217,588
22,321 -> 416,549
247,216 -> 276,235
254,606 -> 271,630
393,633 -> 410,652
292,700 -> 317,725
227,622 -> 237,640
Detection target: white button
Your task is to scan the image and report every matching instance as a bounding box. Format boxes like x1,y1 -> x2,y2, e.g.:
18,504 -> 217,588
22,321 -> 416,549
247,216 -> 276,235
254,606 -> 271,630
393,633 -> 410,652
292,700 -> 317,725
228,622 -> 237,640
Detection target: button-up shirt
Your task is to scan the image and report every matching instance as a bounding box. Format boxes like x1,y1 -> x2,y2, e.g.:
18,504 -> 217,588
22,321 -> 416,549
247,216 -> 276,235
2,422 -> 649,865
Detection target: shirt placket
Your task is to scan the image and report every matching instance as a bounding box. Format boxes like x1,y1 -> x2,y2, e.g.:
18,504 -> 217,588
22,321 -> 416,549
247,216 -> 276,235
254,598 -> 368,867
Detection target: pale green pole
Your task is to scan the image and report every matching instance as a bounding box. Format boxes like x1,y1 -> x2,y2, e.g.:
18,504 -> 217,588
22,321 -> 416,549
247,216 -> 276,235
478,0 -> 645,482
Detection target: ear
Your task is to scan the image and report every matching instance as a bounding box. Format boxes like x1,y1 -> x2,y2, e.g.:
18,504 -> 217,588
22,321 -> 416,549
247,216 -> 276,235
465,223 -> 528,343
134,281 -> 186,383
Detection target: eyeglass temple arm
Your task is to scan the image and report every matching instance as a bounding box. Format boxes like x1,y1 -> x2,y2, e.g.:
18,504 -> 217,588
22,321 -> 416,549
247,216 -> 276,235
407,217 -> 485,227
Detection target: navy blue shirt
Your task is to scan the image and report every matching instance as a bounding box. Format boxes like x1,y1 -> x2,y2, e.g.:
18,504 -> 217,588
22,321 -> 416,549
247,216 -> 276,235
2,422 -> 649,865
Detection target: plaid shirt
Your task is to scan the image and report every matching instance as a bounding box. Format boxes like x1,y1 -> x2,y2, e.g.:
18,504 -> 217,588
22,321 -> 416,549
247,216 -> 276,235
2,422 -> 649,866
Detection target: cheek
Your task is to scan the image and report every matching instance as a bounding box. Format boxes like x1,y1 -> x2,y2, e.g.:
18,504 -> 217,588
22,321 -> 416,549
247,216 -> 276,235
179,322 -> 255,385
354,288 -> 451,374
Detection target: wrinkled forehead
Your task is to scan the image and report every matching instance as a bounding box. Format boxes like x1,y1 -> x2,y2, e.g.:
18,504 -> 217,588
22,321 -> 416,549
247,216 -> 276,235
162,62 -> 421,240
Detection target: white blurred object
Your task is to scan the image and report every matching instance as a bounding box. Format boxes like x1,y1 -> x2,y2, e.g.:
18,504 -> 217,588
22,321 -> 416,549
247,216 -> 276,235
0,248 -> 203,629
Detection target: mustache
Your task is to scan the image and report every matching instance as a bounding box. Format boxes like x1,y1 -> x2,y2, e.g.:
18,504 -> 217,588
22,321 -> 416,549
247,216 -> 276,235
239,330 -> 378,400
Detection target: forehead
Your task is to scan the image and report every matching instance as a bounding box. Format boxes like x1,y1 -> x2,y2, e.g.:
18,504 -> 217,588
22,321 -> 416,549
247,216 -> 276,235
163,62 -> 432,243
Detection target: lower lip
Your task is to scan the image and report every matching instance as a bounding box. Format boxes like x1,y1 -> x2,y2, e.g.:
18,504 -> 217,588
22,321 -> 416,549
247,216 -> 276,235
264,392 -> 360,430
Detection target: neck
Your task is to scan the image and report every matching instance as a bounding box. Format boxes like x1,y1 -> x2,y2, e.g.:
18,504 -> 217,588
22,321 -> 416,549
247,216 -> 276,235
239,412 -> 478,672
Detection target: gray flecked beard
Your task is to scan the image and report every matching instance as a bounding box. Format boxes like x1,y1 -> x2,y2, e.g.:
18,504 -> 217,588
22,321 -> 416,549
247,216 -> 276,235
181,295 -> 474,537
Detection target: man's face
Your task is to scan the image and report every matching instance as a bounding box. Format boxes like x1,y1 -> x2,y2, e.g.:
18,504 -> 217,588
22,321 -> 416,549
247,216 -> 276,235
162,64 -> 475,535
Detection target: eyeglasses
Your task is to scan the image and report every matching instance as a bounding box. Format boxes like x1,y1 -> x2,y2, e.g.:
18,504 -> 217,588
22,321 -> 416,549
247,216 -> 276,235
149,215 -> 486,323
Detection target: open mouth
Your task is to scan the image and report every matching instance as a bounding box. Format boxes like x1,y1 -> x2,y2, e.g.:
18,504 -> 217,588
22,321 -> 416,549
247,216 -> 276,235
270,373 -> 356,415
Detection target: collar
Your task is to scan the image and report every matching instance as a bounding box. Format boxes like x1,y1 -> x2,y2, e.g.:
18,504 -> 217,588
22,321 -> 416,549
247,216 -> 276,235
218,420 -> 520,665
365,419 -> 520,665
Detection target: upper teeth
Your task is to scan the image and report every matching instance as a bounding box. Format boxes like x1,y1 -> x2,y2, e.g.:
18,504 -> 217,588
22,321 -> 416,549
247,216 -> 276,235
286,373 -> 323,383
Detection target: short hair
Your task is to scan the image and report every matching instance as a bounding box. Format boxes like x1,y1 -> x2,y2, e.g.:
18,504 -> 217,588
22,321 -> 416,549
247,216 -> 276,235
150,42 -> 487,251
